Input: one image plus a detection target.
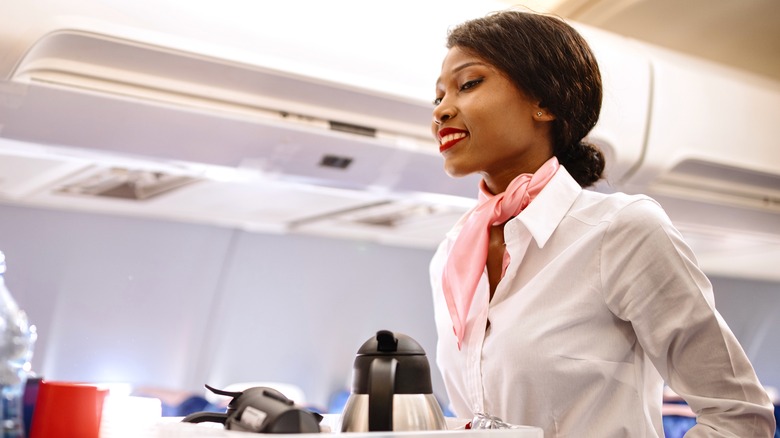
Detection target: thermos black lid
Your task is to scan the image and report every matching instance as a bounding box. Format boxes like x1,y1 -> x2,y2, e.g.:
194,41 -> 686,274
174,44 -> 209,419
351,330 -> 433,394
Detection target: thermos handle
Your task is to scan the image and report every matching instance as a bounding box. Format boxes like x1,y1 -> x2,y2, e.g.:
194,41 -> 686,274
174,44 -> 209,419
368,356 -> 398,431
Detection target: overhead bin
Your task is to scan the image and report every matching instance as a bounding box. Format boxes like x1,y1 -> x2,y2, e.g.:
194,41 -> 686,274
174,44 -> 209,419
9,31 -> 434,140
625,44 -> 780,211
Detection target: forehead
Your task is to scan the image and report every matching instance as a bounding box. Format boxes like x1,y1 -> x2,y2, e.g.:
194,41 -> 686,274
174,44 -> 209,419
435,46 -> 502,92
439,46 -> 492,76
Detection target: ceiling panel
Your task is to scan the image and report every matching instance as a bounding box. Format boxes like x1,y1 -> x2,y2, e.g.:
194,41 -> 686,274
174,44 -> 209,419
505,0 -> 780,81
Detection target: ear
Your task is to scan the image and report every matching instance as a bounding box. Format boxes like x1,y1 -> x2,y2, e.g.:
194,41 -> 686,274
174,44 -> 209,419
532,104 -> 556,122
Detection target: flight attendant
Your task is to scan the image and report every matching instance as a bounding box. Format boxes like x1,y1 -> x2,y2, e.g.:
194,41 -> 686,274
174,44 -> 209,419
429,9 -> 776,437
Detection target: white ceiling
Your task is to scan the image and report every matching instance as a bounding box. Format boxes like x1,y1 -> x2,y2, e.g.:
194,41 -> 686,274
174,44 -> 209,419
514,0 -> 780,81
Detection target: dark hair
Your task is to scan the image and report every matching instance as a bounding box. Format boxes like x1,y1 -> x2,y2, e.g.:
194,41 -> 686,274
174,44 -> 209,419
447,10 -> 605,187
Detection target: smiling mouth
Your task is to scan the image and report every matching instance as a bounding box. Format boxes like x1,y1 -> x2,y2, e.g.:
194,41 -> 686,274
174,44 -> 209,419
439,132 -> 468,153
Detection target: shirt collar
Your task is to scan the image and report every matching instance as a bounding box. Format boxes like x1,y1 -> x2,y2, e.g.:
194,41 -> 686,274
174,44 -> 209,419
515,165 -> 581,248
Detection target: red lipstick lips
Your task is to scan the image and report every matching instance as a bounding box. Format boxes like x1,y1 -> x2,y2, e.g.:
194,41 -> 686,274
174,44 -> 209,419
438,127 -> 468,153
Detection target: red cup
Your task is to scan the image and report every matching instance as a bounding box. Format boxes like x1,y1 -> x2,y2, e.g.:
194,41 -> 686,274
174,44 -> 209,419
29,381 -> 109,438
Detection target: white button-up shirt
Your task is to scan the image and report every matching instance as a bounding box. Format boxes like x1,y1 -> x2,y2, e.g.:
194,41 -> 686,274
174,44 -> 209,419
430,167 -> 775,437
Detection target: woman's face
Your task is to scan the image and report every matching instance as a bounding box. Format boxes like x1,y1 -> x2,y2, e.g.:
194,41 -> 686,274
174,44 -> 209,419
431,46 -> 554,194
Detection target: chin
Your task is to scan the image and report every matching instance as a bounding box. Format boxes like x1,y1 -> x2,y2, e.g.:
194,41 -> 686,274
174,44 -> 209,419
443,165 -> 474,179
442,168 -> 463,179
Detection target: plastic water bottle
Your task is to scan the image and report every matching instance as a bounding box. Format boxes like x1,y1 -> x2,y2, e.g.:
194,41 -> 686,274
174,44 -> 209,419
0,251 -> 36,438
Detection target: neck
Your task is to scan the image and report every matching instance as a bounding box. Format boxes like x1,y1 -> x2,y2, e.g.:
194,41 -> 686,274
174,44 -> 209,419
481,154 -> 556,194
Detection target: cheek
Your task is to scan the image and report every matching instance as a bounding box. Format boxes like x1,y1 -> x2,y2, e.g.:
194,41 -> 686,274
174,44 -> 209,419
468,101 -> 502,135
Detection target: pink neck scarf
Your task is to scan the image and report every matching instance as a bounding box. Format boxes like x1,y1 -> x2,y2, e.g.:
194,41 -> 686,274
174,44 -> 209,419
442,157 -> 560,349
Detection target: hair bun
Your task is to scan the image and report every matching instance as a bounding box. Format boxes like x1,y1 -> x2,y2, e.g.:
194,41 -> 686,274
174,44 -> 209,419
559,141 -> 605,188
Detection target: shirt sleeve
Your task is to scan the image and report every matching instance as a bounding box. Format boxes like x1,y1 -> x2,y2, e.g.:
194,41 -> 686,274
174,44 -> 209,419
599,198 -> 776,437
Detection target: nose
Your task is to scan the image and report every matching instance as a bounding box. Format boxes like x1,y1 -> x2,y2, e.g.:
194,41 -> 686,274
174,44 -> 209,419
432,102 -> 455,126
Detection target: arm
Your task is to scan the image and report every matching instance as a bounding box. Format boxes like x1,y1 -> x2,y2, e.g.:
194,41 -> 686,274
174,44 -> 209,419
600,198 -> 775,437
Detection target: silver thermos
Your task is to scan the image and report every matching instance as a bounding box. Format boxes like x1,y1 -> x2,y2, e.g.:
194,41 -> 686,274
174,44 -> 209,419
339,330 -> 447,432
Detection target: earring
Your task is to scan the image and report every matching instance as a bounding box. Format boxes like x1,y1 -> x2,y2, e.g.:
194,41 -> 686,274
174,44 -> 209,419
536,111 -> 543,117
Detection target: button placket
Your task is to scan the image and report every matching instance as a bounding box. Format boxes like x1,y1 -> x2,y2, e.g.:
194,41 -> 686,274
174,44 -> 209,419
494,221 -> 532,301
471,302 -> 491,413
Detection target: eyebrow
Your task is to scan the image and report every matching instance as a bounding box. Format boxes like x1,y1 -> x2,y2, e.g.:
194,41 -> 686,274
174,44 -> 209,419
453,61 -> 490,73
436,61 -> 491,86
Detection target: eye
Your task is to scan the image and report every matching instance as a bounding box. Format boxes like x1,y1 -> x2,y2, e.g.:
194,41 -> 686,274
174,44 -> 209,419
460,78 -> 484,91
432,96 -> 443,106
